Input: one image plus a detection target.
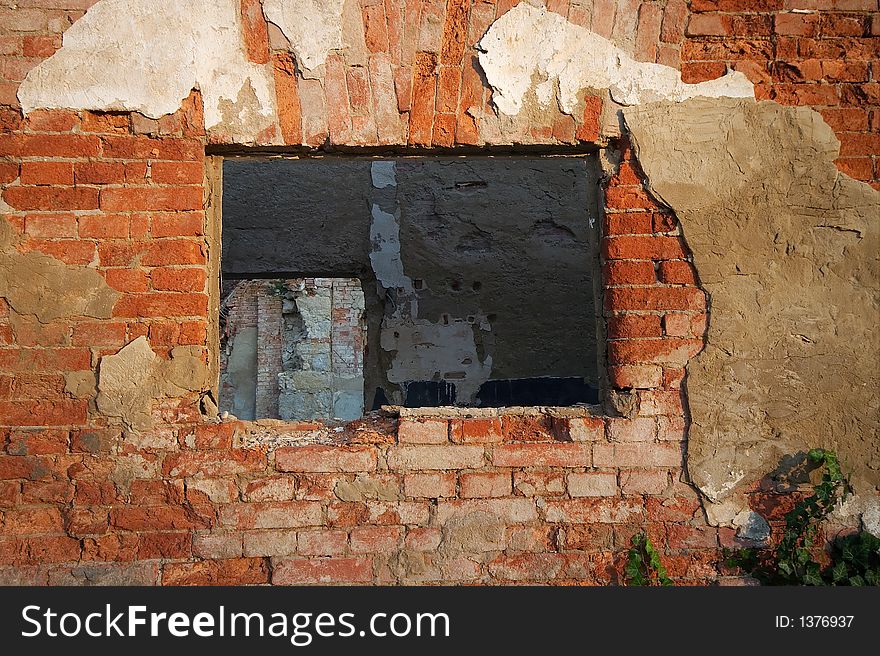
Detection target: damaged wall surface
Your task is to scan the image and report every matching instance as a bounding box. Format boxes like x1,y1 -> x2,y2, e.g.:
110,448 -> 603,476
624,98 -> 880,523
222,157 -> 602,409
0,0 -> 878,585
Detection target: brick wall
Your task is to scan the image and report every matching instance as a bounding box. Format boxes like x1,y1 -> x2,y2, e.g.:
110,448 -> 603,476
0,0 -> 874,584
682,0 -> 880,189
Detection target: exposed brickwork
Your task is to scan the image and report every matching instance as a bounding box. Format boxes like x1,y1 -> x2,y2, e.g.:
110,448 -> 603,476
0,0 -> 873,585
682,1 -> 880,188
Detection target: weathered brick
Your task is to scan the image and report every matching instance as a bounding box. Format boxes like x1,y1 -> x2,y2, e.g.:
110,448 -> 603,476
272,557 -> 373,584
162,558 -> 268,585
193,532 -> 243,559
593,442 -> 683,468
607,417 -> 655,442
397,419 -> 448,444
460,472 -> 511,498
491,443 -> 591,468
567,472 -> 618,497
220,502 -> 322,530
297,529 -> 348,556
275,445 -> 377,472
544,498 -> 645,524
403,472 -> 456,498
387,445 -> 484,470
350,525 -> 402,553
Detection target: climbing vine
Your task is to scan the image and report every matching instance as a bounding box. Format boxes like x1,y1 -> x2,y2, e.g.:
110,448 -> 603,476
624,532 -> 673,586
727,449 -> 879,585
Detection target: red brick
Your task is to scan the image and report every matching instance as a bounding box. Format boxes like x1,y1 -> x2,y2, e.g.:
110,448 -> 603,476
19,161 -> 73,185
74,161 -> 126,185
150,212 -> 204,237
240,0 -> 269,64
151,267 -> 206,292
162,558 -> 269,585
775,11 -> 819,36
603,235 -> 686,260
111,505 -> 213,531
681,61 -> 729,84
667,524 -> 719,550
275,445 -> 376,472
3,186 -> 99,211
0,161 -> 18,184
608,314 -> 663,339
605,287 -> 704,311
23,535 -> 81,563
576,95 -> 602,142
350,525 -> 402,553
150,161 -> 204,185
21,236 -> 94,264
24,213 -> 76,238
501,415 -> 556,442
404,527 -> 441,551
603,211 -> 653,235
363,4 -> 390,53
22,35 -> 59,58
658,260 -> 696,284
607,337 -> 703,365
691,0 -> 782,11
272,52 -> 303,145
0,455 -> 51,481
6,429 -> 68,455
242,530 -> 297,557
79,213 -> 129,239
273,557 -> 373,584
80,113 -> 130,134
687,14 -> 732,37
663,312 -> 693,337
3,507 -> 65,535
450,417 -> 503,443
100,136 -> 202,161
112,293 -> 208,318
103,268 -> 149,293
491,443 -> 591,468
297,529 -> 348,556
408,52 -> 437,146
3,401 -> 83,431
605,185 -> 659,210
100,187 -> 202,212
22,110 -> 79,133
603,261 -> 656,286
0,348 -> 90,372
608,364 -> 663,389
839,132 -> 880,157
140,240 -> 205,266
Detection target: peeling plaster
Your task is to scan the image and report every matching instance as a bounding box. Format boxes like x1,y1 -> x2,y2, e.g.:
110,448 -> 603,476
477,4 -> 753,116
0,218 -> 119,322
368,161 -> 495,404
97,336 -> 210,435
624,98 -> 879,524
17,0 -> 277,138
263,0 -> 347,73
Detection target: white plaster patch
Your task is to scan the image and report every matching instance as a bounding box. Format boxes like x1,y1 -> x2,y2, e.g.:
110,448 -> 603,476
476,4 -> 754,115
369,203 -> 412,293
263,0 -> 347,73
381,319 -> 494,404
371,161 -> 397,188
17,0 -> 276,137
